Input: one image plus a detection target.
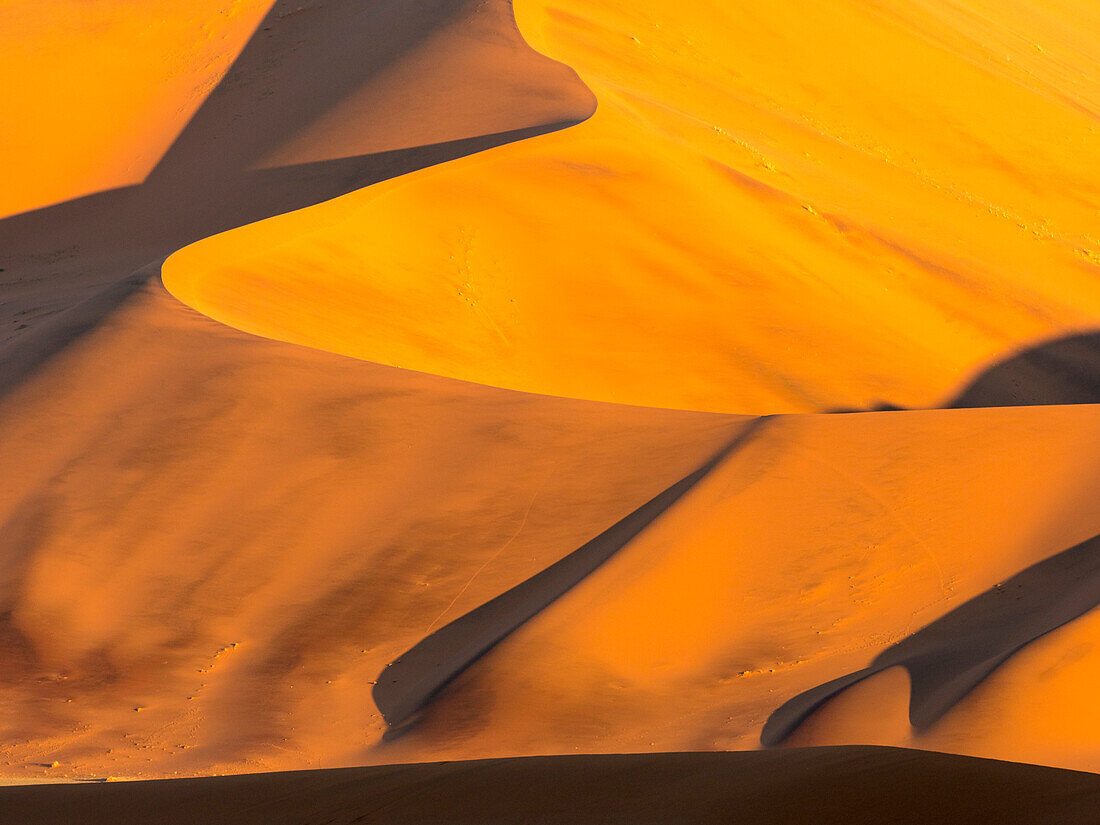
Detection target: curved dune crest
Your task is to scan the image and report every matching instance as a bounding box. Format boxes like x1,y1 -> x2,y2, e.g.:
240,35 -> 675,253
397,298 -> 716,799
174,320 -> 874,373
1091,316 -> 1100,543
1,0 -> 593,353
762,532 -> 1100,745
3,748 -> 1100,825
164,0 -> 1100,413
5,0 -> 1100,794
0,1 -> 272,219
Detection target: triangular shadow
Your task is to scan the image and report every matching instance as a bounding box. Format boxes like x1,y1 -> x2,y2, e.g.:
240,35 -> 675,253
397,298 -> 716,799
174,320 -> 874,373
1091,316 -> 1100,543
762,532 -> 1100,745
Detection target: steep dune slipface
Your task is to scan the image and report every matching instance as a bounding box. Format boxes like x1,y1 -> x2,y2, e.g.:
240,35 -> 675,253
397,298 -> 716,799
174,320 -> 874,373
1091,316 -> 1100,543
165,0 -> 1100,413
0,1 -> 272,219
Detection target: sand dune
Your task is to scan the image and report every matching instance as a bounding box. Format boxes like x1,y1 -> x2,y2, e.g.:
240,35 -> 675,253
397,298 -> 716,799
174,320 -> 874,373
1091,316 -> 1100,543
763,532 -> 1100,744
3,748 -> 1099,824
164,0 -> 1100,413
376,404 -> 1100,772
0,0 -> 591,352
3,0 -> 1100,814
0,276 -> 736,780
3,282 -> 1099,777
0,1 -> 272,219
375,418 -> 769,728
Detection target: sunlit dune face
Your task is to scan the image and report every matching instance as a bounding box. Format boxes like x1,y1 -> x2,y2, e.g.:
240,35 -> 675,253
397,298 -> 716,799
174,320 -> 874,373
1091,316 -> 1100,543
5,0 -> 1100,789
387,406 -> 1100,768
253,0 -> 596,169
0,1 -> 272,218
0,280 -> 738,780
165,0 -> 1100,413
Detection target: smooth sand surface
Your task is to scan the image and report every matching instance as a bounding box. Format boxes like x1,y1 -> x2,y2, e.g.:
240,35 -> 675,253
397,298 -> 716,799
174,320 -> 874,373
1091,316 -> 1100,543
1,0 -> 592,354
165,0 -> 1100,413
3,748 -> 1100,824
0,1 -> 272,219
377,404 -> 1100,772
3,0 -> 1100,815
3,277 -> 1099,776
0,277 -> 736,780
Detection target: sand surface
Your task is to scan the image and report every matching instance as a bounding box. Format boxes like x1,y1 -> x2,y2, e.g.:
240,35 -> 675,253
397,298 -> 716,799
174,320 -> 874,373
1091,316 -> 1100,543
2,0 -> 1100,818
3,747 -> 1100,824
164,0 -> 1100,413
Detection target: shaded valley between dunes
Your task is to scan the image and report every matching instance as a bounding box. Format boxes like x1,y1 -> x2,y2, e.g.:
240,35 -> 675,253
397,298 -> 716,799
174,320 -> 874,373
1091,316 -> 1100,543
3,748 -> 1100,825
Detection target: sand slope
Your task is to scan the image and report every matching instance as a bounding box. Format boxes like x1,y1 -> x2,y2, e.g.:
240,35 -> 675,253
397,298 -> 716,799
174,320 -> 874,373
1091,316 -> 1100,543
3,748 -> 1099,824
0,1 -> 272,219
0,0 -> 593,353
165,0 -> 1100,413
3,282 -> 1100,776
3,0 -> 1100,801
378,404 -> 1100,772
0,277 -> 736,780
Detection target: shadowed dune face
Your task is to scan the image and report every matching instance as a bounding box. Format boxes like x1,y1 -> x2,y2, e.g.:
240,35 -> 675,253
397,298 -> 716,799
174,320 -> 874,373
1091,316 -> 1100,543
2,748 -> 1099,825
164,0 -> 1100,413
0,279 -> 737,780
0,0 -> 594,350
762,533 -> 1100,745
949,331 -> 1100,407
373,406 -> 1100,771
5,0 -> 1100,792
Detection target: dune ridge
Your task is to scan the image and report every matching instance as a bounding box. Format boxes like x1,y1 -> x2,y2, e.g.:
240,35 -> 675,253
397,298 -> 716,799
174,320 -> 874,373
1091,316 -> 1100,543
1,0 -> 593,354
374,404 -> 1100,771
3,748 -> 1100,824
374,416 -> 769,728
762,532 -> 1100,745
163,0 -> 1100,413
3,0 -> 1100,801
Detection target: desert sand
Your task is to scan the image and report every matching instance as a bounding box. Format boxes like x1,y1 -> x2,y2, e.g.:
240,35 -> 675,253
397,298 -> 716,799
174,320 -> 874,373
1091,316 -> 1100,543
2,0 -> 1100,820
4,748 -> 1100,824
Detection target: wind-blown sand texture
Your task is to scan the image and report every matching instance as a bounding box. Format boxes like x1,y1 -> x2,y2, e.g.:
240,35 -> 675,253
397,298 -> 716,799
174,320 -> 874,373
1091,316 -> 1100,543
2,0 -> 1100,820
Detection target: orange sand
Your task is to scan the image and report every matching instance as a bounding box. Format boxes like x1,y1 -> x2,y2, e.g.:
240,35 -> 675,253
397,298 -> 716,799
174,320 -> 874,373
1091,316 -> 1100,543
0,1 -> 271,219
2,0 -> 1100,799
4,748 -> 1100,824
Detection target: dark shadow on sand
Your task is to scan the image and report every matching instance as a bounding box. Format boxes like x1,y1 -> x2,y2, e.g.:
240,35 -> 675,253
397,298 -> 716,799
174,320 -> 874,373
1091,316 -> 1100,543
0,0 -> 593,357
948,332 -> 1100,407
762,533 -> 1100,746
1,0 -> 595,400
373,417 -> 773,729
2,747 -> 1098,825
827,330 -> 1100,413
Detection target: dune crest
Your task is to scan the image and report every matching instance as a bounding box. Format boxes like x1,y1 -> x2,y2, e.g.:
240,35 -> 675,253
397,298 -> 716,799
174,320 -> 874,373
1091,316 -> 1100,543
3,0 -> 1100,795
164,0 -> 1100,413
0,0 -> 593,358
3,748 -> 1100,825
762,533 -> 1100,745
0,1 -> 272,220
375,407 -> 1100,772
